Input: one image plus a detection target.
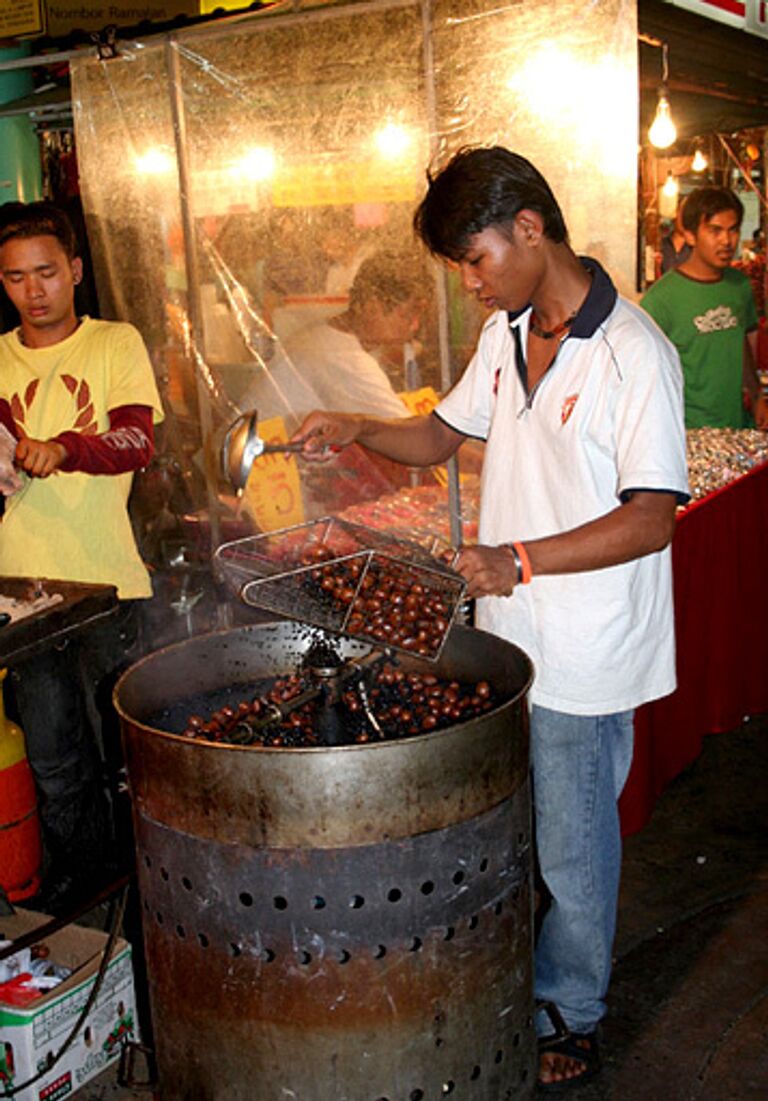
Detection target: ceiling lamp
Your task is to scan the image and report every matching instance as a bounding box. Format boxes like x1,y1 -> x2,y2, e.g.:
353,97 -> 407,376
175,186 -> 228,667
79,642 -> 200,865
661,172 -> 679,200
232,146 -> 277,182
374,121 -> 411,158
134,147 -> 174,176
691,147 -> 708,172
648,43 -> 677,149
659,171 -> 679,218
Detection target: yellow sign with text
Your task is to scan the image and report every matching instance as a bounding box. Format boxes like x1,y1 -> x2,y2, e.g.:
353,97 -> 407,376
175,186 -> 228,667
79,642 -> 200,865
273,159 -> 417,209
397,386 -> 440,417
199,0 -> 249,10
1,0 -> 43,36
241,415 -> 305,532
397,386 -> 448,487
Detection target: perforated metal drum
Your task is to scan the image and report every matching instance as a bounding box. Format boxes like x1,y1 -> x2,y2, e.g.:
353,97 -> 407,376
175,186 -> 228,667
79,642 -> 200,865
115,620 -> 535,1101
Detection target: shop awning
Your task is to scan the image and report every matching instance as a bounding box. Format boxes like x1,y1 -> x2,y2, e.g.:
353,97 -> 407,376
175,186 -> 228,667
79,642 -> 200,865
0,82 -> 72,124
1,1 -> 767,139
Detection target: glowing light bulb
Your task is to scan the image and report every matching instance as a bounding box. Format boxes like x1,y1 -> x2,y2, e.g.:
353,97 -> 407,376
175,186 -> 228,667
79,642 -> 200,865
134,148 -> 174,176
691,149 -> 708,172
659,172 -> 679,218
375,122 -> 411,158
233,146 -> 277,181
649,94 -> 677,149
661,173 -> 679,199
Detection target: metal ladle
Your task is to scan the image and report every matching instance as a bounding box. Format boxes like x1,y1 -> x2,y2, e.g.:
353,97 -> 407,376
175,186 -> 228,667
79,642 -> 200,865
222,410 -> 307,492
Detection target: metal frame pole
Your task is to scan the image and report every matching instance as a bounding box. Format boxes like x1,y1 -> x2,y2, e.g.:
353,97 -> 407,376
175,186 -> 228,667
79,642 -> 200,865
420,0 -> 463,550
165,34 -> 222,555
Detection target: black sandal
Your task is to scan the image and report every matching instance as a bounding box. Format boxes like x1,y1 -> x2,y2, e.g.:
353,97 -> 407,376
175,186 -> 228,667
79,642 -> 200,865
537,1028 -> 601,1093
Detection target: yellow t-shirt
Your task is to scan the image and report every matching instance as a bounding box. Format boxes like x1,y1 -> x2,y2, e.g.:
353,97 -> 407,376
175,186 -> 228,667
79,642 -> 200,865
0,318 -> 164,598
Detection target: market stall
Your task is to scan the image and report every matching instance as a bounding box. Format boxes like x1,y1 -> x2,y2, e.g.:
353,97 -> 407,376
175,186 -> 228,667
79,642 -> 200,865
210,425 -> 768,839
68,0 -> 638,601
621,443 -> 768,835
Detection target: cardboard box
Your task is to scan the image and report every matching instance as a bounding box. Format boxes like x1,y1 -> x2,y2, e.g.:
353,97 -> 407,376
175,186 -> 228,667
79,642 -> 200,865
0,909 -> 137,1101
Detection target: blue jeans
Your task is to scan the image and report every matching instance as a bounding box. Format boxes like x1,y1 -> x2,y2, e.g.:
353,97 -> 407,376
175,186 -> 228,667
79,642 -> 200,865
530,705 -> 635,1036
9,601 -> 142,875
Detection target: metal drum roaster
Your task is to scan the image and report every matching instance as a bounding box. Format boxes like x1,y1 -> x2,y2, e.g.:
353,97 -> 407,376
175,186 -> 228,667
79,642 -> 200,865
115,616 -> 536,1101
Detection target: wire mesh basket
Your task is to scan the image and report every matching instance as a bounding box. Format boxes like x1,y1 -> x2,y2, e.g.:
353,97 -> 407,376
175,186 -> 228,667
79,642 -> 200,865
214,517 -> 466,661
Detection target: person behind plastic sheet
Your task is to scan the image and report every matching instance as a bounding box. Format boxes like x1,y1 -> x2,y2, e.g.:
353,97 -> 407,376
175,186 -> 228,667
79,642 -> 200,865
0,201 -> 163,916
660,203 -> 691,274
317,206 -> 376,297
641,186 -> 768,430
241,250 -> 425,423
291,147 -> 689,1092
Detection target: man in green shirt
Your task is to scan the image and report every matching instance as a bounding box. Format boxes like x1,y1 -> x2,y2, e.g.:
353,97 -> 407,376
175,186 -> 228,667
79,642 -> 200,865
641,187 -> 767,429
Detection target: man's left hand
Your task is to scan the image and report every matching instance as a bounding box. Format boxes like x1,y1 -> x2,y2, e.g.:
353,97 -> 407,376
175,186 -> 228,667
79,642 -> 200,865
15,438 -> 68,478
753,393 -> 768,430
453,544 -> 519,598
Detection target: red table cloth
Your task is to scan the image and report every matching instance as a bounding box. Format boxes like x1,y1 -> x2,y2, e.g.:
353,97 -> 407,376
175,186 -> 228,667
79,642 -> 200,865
620,461 -> 768,835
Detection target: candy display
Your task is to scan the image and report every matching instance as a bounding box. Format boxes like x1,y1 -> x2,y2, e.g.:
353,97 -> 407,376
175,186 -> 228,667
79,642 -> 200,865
337,478 -> 480,548
335,433 -> 768,530
685,428 -> 768,501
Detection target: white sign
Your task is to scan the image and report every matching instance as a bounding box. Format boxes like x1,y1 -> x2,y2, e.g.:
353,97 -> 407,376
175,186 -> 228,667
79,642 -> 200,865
664,0 -> 768,38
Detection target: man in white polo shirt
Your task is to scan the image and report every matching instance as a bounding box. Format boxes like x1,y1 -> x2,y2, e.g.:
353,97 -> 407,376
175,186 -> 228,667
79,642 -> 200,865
294,146 -> 689,1092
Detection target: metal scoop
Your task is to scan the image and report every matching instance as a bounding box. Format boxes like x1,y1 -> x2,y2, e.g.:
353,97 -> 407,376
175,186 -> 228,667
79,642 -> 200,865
222,410 -> 306,492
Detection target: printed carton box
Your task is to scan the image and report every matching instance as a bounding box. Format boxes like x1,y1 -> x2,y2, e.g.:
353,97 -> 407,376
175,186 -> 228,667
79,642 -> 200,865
0,909 -> 137,1101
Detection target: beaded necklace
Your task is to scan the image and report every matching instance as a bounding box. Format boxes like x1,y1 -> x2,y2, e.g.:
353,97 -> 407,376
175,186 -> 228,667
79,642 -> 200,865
528,309 -> 577,340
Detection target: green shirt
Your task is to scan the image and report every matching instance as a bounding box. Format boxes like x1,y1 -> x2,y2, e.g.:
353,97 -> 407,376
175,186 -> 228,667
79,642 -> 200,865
640,267 -> 757,428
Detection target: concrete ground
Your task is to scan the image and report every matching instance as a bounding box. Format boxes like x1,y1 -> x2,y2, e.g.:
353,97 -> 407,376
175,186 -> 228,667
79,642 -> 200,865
60,714 -> 768,1099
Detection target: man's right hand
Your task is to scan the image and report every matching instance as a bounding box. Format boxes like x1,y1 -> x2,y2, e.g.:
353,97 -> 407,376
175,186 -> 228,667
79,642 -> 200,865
291,411 -> 363,461
15,437 -> 68,478
292,408 -> 464,469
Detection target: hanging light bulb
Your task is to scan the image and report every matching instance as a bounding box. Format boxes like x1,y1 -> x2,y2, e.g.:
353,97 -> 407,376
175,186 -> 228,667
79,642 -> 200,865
648,43 -> 677,149
134,147 -> 174,176
374,121 -> 412,159
231,146 -> 277,182
659,171 -> 679,218
649,93 -> 677,149
691,148 -> 708,172
661,173 -> 679,200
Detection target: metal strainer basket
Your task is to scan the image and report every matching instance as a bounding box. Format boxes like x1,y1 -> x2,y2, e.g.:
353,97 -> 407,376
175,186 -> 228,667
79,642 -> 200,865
214,517 -> 466,661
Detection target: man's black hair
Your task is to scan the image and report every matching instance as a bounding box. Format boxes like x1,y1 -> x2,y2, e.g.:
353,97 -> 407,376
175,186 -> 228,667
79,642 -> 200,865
681,187 -> 744,234
0,201 -> 80,260
349,250 -> 425,310
413,146 -> 568,260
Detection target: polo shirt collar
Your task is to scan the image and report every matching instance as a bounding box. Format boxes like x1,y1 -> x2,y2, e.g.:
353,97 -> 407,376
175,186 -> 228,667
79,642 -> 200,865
507,256 -> 617,338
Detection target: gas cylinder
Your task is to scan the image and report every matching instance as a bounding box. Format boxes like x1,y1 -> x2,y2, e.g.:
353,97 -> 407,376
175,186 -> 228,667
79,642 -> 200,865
0,668 -> 42,901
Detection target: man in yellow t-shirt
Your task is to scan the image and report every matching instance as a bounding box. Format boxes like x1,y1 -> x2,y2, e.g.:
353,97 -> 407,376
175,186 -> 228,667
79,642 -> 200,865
0,201 -> 163,914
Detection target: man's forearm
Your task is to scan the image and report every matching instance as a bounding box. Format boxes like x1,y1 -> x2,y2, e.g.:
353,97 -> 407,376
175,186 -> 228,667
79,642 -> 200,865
454,490 -> 680,599
524,491 -> 679,577
356,412 -> 464,467
54,405 -> 154,474
743,335 -> 761,403
295,410 -> 466,468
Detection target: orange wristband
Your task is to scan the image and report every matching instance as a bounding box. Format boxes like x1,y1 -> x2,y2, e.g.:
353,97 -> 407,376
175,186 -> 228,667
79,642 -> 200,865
512,541 -> 532,584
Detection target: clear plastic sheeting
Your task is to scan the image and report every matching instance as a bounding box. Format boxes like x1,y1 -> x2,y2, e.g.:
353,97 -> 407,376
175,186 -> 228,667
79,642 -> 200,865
71,0 -> 637,579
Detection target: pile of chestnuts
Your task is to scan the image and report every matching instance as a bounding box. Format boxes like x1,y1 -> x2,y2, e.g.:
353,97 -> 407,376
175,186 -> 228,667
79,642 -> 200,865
180,663 -> 497,748
295,544 -> 460,658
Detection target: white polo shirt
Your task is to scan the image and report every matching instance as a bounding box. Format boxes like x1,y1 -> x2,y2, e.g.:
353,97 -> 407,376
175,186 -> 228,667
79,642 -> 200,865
437,259 -> 689,715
